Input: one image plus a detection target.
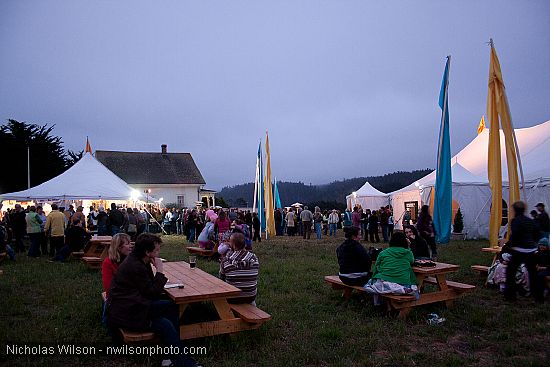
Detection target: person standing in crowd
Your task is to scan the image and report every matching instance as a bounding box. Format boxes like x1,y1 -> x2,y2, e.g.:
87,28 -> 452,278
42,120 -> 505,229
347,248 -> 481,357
285,208 -> 296,236
88,206 -> 98,232
215,210 -> 231,240
328,209 -> 339,236
535,203 -> 550,239
186,209 -> 198,243
322,210 -> 329,236
368,210 -> 380,243
37,206 -> 48,256
300,206 -> 313,240
416,205 -> 437,260
313,206 -> 323,240
503,201 -> 543,303
387,207 -> 395,239
72,206 -> 86,229
352,206 -> 362,229
126,208 -> 138,240
252,212 -> 261,242
274,209 -> 283,236
342,208 -> 352,228
26,206 -> 43,257
96,206 -> 109,236
64,205 -> 75,224
9,204 -> 26,253
108,203 -> 124,236
379,207 -> 389,243
44,203 -> 66,258
403,209 -> 412,227
336,226 -> 372,286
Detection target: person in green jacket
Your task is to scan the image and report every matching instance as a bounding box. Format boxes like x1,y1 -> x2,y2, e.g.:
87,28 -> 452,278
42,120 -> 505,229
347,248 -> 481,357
26,206 -> 43,257
364,231 -> 418,305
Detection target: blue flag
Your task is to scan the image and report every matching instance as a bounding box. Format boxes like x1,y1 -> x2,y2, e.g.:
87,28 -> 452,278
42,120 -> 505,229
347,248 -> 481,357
257,142 -> 265,231
434,57 -> 452,244
274,179 -> 282,209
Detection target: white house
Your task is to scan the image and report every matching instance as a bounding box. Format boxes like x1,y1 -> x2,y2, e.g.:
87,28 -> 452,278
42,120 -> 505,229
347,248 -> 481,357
96,144 -> 215,208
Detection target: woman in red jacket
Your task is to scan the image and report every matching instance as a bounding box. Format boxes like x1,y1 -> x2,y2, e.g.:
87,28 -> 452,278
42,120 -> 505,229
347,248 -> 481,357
102,233 -> 133,296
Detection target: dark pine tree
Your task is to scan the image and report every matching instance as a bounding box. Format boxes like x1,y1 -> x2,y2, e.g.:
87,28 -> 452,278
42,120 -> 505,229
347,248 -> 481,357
453,208 -> 464,233
0,119 -> 68,193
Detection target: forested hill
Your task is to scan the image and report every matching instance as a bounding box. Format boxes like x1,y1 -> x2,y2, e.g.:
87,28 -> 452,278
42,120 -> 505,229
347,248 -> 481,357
217,169 -> 432,209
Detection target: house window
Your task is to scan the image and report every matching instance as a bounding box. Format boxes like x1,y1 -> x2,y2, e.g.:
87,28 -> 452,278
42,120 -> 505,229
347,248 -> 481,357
177,195 -> 185,207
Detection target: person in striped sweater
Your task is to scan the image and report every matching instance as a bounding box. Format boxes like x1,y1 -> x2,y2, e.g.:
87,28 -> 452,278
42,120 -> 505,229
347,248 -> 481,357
219,232 -> 259,305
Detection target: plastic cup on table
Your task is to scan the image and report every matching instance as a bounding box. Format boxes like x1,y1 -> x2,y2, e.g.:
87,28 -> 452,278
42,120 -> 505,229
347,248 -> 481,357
189,256 -> 197,269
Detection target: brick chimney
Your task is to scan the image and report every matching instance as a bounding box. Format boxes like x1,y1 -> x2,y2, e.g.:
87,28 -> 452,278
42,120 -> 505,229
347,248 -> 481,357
161,144 -> 167,154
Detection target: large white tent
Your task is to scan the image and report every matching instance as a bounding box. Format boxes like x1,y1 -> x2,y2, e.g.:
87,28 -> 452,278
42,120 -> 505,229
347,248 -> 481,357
346,181 -> 389,210
389,119 -> 550,239
0,153 -> 139,202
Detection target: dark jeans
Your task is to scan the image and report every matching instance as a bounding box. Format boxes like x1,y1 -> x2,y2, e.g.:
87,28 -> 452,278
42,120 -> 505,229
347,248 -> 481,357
188,227 -> 196,243
149,300 -> 196,367
253,228 -> 261,242
381,225 -> 389,242
504,250 -> 543,302
302,221 -> 311,239
422,235 -> 437,257
40,232 -> 48,255
369,229 -> 380,243
14,231 -> 25,252
28,233 -> 42,257
97,224 -> 108,236
287,226 -> 295,236
50,236 -> 65,257
339,275 -> 371,287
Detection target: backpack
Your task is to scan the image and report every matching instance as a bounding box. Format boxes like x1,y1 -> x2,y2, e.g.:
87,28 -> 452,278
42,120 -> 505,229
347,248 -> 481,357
343,212 -> 352,227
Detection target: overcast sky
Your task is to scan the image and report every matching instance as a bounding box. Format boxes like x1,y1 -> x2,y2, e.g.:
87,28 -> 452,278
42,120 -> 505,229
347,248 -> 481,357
1,1 -> 549,190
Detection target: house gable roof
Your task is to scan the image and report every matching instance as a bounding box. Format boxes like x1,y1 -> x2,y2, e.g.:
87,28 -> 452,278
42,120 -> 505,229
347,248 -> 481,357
95,150 -> 206,185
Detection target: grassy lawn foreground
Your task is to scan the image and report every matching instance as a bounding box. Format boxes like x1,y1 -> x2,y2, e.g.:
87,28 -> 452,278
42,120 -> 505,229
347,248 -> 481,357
1,234 -> 549,367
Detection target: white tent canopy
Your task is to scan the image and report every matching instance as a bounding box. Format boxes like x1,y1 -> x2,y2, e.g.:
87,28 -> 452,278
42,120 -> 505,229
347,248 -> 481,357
389,120 -> 550,239
0,153 -> 139,201
346,181 -> 389,210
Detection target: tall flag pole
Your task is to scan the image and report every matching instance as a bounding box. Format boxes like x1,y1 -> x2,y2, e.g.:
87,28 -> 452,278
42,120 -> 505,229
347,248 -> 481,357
264,132 -> 276,239
257,141 -> 265,232
486,39 -> 524,246
433,56 -> 452,244
253,143 -> 260,213
85,137 -> 93,154
274,178 -> 282,210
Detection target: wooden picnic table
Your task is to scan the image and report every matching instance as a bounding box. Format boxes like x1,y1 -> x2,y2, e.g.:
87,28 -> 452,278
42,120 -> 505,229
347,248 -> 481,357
162,261 -> 270,340
325,261 -> 475,318
385,261 -> 474,317
80,236 -> 113,269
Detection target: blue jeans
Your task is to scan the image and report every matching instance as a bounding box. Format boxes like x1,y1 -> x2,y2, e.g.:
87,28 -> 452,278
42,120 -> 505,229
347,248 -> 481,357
97,224 -> 108,236
188,228 -> 196,243
329,223 -> 337,236
111,226 -> 121,236
28,233 -> 42,257
381,225 -> 389,242
315,223 -> 322,239
149,300 -> 196,367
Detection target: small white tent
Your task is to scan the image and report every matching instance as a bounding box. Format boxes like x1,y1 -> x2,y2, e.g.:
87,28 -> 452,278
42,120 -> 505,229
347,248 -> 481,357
0,153 -> 138,201
346,181 -> 389,210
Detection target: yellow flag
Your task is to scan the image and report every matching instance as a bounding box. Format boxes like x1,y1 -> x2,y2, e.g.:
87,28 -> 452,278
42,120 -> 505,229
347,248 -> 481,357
264,132 -> 276,238
487,42 -> 520,246
477,116 -> 485,135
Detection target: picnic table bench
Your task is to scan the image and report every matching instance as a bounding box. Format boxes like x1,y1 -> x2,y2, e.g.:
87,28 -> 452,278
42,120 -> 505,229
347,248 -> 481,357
186,245 -> 219,258
325,262 -> 475,318
163,261 -> 271,340
471,246 -> 500,277
80,236 -> 112,269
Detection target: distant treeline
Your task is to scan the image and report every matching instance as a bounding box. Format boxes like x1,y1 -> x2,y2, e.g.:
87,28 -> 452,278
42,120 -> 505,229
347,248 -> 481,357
217,169 -> 433,210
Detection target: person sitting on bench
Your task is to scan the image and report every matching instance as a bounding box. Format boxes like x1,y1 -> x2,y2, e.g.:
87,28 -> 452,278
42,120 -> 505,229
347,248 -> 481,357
219,232 -> 259,305
102,233 -> 133,296
106,233 -> 199,367
336,226 -> 372,286
364,231 -> 418,305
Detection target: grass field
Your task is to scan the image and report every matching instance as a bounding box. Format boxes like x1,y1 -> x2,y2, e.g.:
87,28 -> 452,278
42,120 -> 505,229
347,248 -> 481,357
1,233 -> 549,367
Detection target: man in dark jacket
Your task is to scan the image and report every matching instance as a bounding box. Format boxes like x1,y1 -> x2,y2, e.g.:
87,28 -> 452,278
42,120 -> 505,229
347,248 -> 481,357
108,203 -> 125,235
504,201 -> 543,303
336,226 -> 372,286
535,202 -> 550,239
107,233 -> 198,367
